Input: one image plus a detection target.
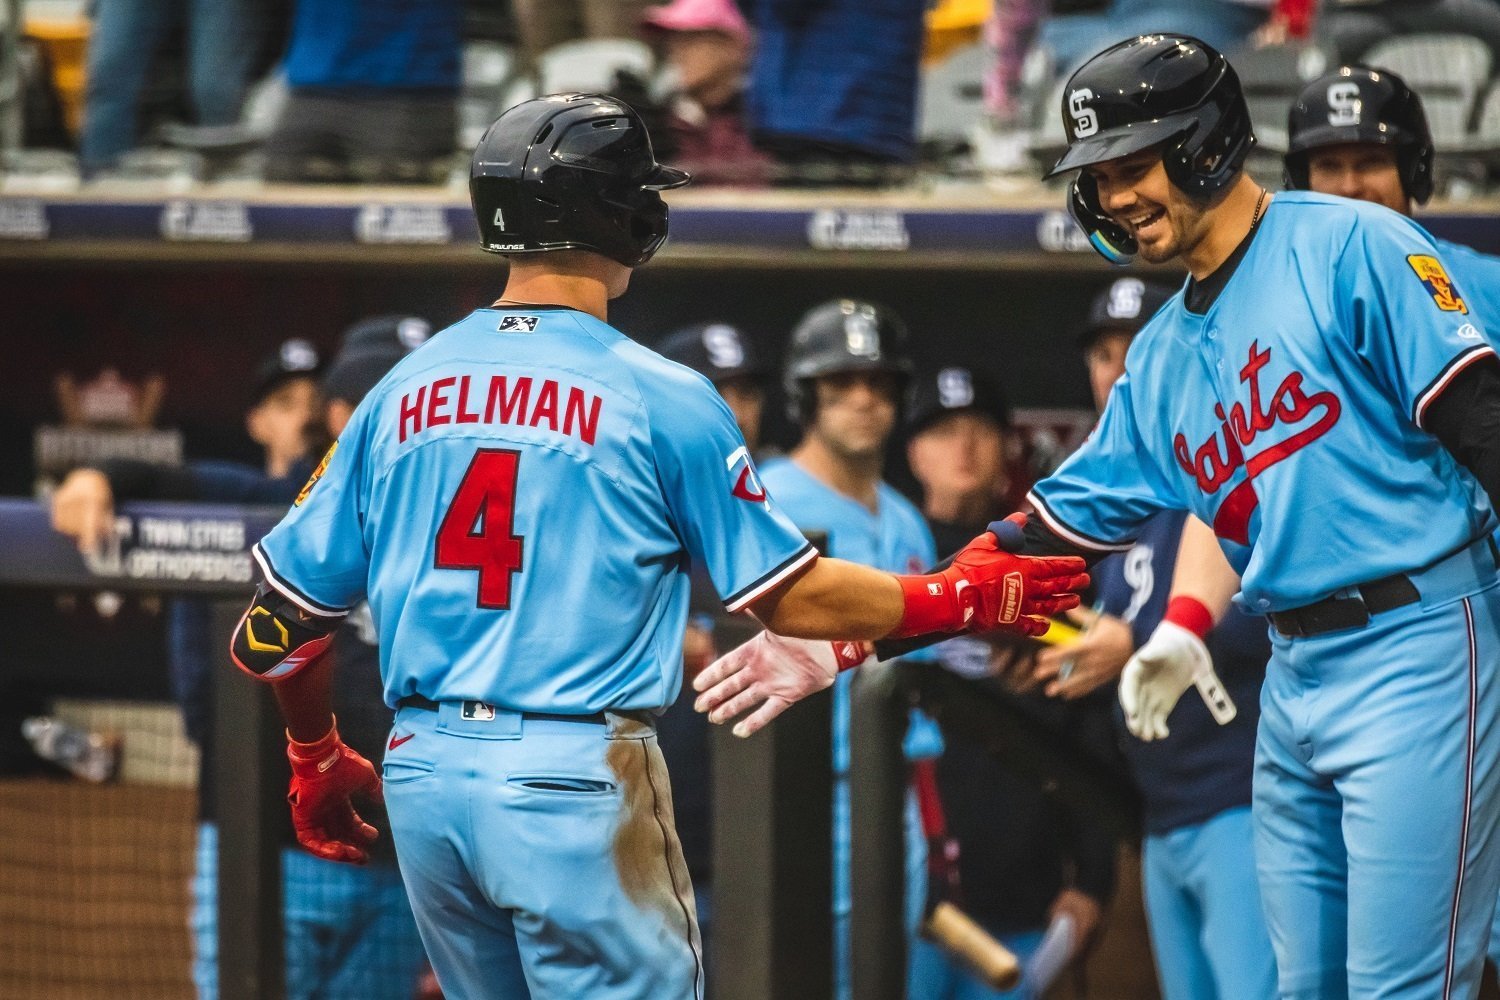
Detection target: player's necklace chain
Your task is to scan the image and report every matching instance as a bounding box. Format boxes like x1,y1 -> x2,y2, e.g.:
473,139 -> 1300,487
1249,186 -> 1269,232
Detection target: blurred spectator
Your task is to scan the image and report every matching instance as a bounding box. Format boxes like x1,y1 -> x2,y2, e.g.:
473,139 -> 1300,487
642,0 -> 770,186
903,365 -> 1113,999
983,0 -> 1048,127
1038,1 -> 1272,78
78,0 -> 263,176
746,0 -> 928,185
264,0 -> 462,184
48,321 -> 435,1000
1257,0 -> 1500,63
511,0 -> 655,71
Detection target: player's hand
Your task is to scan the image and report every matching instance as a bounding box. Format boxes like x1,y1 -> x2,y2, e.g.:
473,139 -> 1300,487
50,468 -> 115,556
1048,888 -> 1104,962
692,631 -> 873,738
1118,621 -> 1237,741
990,639 -> 1043,694
916,515 -> 1089,638
1033,607 -> 1134,700
286,724 -> 383,864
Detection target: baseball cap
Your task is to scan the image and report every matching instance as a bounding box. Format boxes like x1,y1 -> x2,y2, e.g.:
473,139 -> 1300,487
249,338 -> 322,406
905,365 -> 1011,435
339,315 -> 433,354
321,345 -> 407,406
656,322 -> 767,385
1076,277 -> 1176,349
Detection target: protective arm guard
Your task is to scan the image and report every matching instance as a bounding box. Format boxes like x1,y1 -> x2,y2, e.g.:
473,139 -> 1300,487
230,583 -> 339,682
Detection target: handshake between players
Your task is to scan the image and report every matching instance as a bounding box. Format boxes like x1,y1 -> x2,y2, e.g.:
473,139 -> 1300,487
695,514 -> 1088,737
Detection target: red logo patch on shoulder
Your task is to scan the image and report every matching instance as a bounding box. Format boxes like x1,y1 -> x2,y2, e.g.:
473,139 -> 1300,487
1408,254 -> 1468,314
294,442 -> 337,507
725,446 -> 767,503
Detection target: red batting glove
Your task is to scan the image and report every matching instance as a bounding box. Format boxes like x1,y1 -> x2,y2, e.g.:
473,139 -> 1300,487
286,721 -> 383,865
890,517 -> 1090,639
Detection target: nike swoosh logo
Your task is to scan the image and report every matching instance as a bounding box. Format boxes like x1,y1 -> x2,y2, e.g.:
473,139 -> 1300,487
388,733 -> 414,751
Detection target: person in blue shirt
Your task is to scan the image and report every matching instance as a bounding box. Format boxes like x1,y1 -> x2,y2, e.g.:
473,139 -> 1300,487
263,0 -> 463,184
225,94 -> 1087,1000
1283,65 -> 1500,325
759,298 -> 949,999
700,36 -> 1500,1000
1123,63 -> 1500,993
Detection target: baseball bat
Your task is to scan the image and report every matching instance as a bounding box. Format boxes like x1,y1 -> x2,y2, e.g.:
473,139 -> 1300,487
923,901 -> 1022,991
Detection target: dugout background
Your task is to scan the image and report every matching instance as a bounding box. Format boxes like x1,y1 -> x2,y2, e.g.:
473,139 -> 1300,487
5,239 -> 1497,999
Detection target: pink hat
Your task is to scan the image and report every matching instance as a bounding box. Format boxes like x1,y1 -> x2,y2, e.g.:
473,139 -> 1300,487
642,0 -> 751,43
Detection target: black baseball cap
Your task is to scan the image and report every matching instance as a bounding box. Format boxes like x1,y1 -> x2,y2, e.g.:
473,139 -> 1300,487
249,338 -> 322,406
339,314 -> 433,353
1077,277 -> 1176,349
905,365 -> 1011,435
656,322 -> 767,384
321,345 -> 408,405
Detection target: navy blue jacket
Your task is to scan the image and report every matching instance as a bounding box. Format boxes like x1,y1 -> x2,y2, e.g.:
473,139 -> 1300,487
1093,510 -> 1267,835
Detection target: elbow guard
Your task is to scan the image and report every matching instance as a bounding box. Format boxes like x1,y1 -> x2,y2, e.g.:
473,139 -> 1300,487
230,583 -> 339,682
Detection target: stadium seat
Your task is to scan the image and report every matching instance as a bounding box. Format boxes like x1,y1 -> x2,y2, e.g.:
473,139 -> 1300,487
535,38 -> 654,97
1230,41 -> 1334,154
919,41 -> 990,154
1472,82 -> 1500,158
1363,34 -> 1491,150
459,42 -> 519,150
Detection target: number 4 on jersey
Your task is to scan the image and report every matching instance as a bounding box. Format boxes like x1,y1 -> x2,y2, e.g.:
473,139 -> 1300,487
436,449 -> 525,609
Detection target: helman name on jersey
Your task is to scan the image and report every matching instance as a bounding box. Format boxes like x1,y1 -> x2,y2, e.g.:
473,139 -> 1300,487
398,374 -> 603,446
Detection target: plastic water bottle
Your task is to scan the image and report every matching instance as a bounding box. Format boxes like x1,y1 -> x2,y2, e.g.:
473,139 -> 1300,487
21,716 -> 120,783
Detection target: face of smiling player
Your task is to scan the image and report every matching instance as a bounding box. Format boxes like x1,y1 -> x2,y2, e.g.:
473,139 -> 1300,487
810,370 -> 900,462
1305,143 -> 1409,216
1087,146 -> 1212,266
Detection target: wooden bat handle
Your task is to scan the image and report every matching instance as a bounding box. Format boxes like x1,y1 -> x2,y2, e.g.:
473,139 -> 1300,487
923,901 -> 1022,991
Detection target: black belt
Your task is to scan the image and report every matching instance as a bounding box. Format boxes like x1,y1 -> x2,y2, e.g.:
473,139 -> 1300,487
1268,573 -> 1420,638
398,695 -> 607,725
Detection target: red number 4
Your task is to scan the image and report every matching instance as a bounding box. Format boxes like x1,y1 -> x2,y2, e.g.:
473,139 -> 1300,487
435,449 -> 525,609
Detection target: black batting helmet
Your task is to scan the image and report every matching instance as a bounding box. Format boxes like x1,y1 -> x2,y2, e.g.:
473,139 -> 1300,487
470,93 -> 691,267
1045,34 -> 1255,264
783,300 -> 914,424
1284,66 -> 1435,206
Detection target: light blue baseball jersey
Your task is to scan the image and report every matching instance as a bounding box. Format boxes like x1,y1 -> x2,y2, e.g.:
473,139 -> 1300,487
1031,192 -> 1497,612
254,307 -> 816,714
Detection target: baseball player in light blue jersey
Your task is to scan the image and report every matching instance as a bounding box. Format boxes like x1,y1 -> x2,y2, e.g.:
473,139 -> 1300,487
1283,65 -> 1500,332
698,36 -> 1500,1000
762,297 -> 944,999
225,94 -> 1088,1000
1130,61 -> 1500,993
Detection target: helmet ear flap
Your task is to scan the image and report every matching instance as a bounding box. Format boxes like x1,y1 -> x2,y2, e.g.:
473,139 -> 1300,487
1070,175 -> 1137,265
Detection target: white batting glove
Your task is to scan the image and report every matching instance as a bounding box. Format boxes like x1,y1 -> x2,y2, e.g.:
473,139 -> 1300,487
1118,621 -> 1237,742
692,631 -> 873,738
